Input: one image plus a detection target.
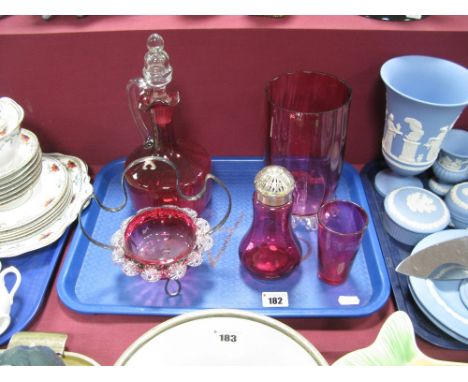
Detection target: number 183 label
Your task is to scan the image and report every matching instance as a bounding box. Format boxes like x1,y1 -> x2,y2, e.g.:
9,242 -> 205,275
262,292 -> 289,307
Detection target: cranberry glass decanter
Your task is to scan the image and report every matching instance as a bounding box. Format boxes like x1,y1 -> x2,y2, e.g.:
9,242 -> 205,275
239,166 -> 301,279
125,33 -> 211,213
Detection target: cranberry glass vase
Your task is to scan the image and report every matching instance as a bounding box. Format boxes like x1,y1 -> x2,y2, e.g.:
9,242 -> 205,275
267,71 -> 352,227
124,33 -> 211,214
239,166 -> 301,279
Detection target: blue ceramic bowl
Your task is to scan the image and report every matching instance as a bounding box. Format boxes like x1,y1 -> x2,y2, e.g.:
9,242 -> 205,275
432,128 -> 468,183
383,186 -> 450,246
432,161 -> 468,184
380,56 -> 468,176
445,182 -> 468,229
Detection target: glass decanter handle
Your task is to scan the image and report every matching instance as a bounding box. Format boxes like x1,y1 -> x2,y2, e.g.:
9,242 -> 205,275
78,155 -> 232,249
127,78 -> 154,148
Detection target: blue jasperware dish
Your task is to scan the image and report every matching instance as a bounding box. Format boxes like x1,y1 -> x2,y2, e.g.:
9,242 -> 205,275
445,182 -> 468,228
383,186 -> 450,246
374,168 -> 423,197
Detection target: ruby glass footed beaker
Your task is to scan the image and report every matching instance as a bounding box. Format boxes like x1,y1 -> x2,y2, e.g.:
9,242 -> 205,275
267,71 -> 352,228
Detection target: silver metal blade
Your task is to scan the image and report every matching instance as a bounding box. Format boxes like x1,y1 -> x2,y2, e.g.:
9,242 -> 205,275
396,236 -> 468,280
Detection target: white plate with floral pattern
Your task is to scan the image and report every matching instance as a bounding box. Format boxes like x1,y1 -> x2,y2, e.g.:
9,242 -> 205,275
0,129 -> 39,179
0,180 -> 72,241
0,151 -> 41,193
0,156 -> 69,232
0,153 -> 93,258
0,148 -> 41,189
0,159 -> 42,205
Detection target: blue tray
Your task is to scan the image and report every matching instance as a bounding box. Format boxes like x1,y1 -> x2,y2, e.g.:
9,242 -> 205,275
360,160 -> 468,350
57,158 -> 390,318
0,229 -> 69,345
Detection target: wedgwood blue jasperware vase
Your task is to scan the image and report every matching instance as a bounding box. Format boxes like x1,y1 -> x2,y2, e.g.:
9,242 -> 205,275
380,55 -> 468,177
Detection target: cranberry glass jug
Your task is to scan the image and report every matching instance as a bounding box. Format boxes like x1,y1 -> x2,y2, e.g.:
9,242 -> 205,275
125,33 -> 211,213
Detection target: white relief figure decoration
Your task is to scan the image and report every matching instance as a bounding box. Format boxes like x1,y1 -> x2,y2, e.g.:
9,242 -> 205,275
424,126 -> 449,162
382,113 -> 403,154
463,188 -> 468,197
406,192 -> 436,214
398,117 -> 424,163
439,155 -> 468,171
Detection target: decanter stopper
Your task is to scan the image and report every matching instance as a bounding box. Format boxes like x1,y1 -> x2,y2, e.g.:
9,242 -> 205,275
254,165 -> 295,207
143,33 -> 173,88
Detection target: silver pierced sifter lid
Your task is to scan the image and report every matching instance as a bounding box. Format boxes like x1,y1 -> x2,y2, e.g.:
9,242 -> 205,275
254,165 -> 296,207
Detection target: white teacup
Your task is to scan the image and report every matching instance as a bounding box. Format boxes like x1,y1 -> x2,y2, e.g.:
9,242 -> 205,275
0,97 -> 24,171
0,263 -> 22,335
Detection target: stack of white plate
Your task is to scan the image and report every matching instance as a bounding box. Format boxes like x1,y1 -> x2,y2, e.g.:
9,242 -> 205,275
0,129 -> 42,210
0,97 -> 93,258
0,151 -> 93,258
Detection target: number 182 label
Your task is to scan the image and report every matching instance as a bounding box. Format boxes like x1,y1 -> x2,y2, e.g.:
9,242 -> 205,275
262,292 -> 289,307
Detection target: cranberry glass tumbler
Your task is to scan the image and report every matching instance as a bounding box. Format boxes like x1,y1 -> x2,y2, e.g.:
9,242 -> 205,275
267,71 -> 352,226
317,200 -> 368,285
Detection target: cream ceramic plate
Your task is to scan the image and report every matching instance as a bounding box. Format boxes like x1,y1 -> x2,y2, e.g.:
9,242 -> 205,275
0,156 -> 68,232
116,309 -> 327,366
0,167 -> 41,203
0,156 -> 41,194
0,161 -> 42,204
0,150 -> 41,191
334,311 -> 466,366
0,129 -> 39,179
0,183 -> 72,241
0,153 -> 93,258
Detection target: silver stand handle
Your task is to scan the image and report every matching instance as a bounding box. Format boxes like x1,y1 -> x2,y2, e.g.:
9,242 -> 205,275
78,155 -> 232,250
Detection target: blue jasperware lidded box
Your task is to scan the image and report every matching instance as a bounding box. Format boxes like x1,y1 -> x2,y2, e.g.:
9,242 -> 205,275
427,177 -> 452,197
383,186 -> 450,246
445,182 -> 468,229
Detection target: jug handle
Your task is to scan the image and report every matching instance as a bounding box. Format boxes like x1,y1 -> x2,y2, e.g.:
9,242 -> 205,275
0,266 -> 21,302
127,78 -> 154,148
